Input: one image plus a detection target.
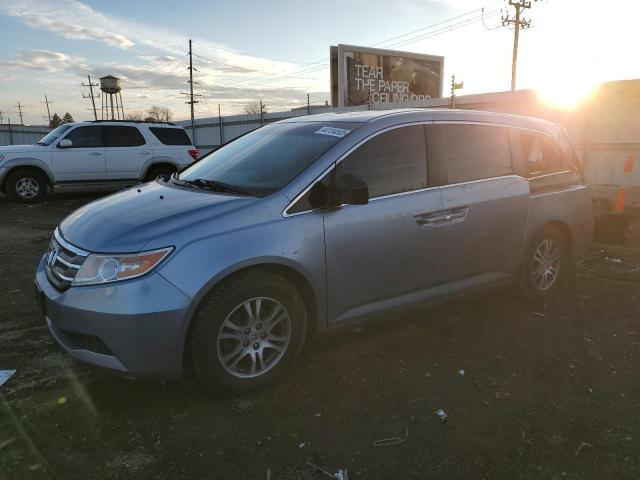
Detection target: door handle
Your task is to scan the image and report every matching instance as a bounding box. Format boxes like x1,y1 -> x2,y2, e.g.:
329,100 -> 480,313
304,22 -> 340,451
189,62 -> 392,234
90,152 -> 103,156
139,151 -> 150,155
415,207 -> 469,228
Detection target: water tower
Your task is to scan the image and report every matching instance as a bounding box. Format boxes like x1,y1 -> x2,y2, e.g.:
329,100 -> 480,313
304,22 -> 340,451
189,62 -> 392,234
99,75 -> 125,120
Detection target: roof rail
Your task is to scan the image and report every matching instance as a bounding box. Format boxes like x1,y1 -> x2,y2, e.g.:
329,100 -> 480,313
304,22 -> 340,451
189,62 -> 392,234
83,119 -> 177,126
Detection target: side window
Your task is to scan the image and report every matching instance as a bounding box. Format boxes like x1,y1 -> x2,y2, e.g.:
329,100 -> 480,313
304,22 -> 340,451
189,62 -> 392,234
104,126 -> 146,147
518,132 -> 566,176
336,125 -> 427,198
428,124 -> 512,184
149,127 -> 192,145
63,126 -> 102,148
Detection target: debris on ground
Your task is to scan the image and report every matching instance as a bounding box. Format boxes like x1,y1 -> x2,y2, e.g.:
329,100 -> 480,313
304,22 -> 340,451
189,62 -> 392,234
574,441 -> 594,455
457,369 -> 465,376
0,438 -> 16,452
307,461 -> 348,479
0,369 -> 16,388
533,312 -> 546,318
373,427 -> 409,447
230,399 -> 254,414
434,409 -> 448,423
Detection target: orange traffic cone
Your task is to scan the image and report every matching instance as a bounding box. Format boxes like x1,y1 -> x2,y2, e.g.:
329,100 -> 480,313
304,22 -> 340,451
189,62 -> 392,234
614,154 -> 635,213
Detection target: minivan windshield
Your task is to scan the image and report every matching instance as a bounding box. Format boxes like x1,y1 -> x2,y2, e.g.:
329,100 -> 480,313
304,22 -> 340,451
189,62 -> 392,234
178,122 -> 360,196
37,124 -> 74,146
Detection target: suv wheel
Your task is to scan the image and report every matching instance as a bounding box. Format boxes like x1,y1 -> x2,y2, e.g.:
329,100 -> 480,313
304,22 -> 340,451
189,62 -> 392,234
191,270 -> 307,394
520,225 -> 567,299
6,170 -> 47,203
145,165 -> 176,182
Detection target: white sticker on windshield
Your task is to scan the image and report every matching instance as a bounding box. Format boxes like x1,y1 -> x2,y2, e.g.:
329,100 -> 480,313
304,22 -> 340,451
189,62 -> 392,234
315,126 -> 351,138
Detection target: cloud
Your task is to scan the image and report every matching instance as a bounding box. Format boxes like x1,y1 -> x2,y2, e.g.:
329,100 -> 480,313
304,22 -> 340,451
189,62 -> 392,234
0,0 -> 134,48
0,49 -> 88,73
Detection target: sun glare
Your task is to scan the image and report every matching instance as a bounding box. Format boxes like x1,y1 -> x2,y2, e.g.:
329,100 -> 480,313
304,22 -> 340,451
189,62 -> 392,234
536,80 -> 600,111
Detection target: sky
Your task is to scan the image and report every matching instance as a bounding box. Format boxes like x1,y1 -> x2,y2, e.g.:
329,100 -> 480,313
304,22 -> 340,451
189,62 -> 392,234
0,0 -> 637,125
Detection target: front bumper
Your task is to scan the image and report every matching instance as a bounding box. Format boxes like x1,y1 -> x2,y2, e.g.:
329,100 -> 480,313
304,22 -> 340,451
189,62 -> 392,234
35,255 -> 192,378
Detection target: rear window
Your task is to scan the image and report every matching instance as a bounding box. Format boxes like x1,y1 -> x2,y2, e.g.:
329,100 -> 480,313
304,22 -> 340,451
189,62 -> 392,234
150,127 -> 192,145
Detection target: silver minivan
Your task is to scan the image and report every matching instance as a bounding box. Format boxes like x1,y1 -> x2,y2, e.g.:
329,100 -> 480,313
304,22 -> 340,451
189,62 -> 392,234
34,109 -> 594,392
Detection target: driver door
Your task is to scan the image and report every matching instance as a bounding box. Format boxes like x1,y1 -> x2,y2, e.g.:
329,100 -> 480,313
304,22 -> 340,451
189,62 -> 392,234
322,125 -> 443,326
52,125 -> 106,182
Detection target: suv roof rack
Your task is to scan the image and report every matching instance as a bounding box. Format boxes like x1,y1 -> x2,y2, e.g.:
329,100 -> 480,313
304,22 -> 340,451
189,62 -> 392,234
83,120 -> 177,126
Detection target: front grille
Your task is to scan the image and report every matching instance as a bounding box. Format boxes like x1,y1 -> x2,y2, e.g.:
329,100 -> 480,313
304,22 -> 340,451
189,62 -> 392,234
45,229 -> 88,291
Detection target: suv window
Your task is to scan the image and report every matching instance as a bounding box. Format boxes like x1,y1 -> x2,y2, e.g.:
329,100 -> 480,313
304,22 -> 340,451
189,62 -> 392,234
104,126 -> 146,147
428,124 -> 512,184
63,126 -> 102,148
336,125 -> 427,198
149,127 -> 192,145
518,131 -> 566,176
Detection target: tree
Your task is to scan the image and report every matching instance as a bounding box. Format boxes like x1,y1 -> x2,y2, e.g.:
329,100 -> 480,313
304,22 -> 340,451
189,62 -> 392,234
244,101 -> 266,115
126,110 -> 145,121
62,112 -> 74,124
146,105 -> 172,123
49,113 -> 62,128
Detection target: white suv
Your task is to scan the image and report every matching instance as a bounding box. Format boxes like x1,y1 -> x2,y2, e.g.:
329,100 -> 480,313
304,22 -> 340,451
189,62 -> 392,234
0,121 -> 199,203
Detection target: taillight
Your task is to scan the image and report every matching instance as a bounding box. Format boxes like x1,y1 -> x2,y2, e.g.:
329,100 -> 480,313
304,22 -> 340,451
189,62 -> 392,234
188,149 -> 199,161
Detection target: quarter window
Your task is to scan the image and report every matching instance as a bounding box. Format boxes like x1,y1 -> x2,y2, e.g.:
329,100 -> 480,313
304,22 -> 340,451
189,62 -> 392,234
336,125 -> 427,198
518,132 -> 566,176
62,126 -> 102,148
428,124 -> 512,184
149,127 -> 192,145
104,126 -> 146,147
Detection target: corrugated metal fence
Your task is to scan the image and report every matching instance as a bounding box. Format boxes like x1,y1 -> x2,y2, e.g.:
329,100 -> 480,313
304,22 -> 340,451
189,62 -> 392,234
0,125 -> 51,146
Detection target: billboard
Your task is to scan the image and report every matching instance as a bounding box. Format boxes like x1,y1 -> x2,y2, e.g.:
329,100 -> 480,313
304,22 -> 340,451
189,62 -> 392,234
330,44 -> 444,108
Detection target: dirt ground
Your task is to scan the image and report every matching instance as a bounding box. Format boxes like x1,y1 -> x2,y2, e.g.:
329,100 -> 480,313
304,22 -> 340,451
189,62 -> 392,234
1,192 -> 639,480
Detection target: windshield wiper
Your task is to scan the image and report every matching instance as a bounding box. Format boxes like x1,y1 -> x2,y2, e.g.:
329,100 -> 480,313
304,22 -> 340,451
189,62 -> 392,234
171,174 -> 253,196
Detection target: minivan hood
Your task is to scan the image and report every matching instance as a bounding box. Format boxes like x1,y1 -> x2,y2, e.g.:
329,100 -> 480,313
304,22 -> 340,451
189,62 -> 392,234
59,182 -> 256,252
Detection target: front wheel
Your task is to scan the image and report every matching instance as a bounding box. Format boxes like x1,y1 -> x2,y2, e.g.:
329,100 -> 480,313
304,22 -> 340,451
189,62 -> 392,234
190,270 -> 307,394
519,225 -> 567,299
6,169 -> 47,203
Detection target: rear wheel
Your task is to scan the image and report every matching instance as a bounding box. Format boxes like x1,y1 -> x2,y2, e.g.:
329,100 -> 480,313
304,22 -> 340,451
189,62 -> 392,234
519,225 -> 567,299
190,270 -> 307,394
145,164 -> 176,182
6,169 -> 47,203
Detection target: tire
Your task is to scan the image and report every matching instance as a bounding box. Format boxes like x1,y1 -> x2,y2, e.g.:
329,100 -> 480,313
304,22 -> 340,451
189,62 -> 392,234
519,225 -> 568,299
6,169 -> 47,204
190,270 -> 308,394
145,165 -> 176,182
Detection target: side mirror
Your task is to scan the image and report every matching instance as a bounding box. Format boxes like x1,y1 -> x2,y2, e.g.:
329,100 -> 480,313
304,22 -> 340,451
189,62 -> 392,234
330,172 -> 368,206
58,139 -> 72,148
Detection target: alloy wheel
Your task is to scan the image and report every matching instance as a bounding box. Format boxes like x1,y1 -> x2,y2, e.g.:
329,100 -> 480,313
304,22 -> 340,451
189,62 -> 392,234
15,177 -> 40,199
531,239 -> 561,291
216,297 -> 291,378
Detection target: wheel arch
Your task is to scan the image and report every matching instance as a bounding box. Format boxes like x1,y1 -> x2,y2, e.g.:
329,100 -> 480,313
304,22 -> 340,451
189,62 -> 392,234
141,157 -> 179,180
2,163 -> 53,191
180,261 -> 320,375
541,220 -> 573,256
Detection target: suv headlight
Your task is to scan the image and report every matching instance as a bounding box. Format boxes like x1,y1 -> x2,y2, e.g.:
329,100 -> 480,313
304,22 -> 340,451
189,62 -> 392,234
72,247 -> 173,286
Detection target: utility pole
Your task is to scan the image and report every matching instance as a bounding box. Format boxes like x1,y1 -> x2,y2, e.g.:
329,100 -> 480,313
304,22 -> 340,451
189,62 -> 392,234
82,75 -> 99,120
42,94 -> 53,125
0,110 -> 3,125
186,39 -> 198,146
259,99 -> 265,126
450,74 -> 464,109
306,93 -> 310,115
502,0 -> 532,91
218,104 -> 224,145
15,102 -> 24,125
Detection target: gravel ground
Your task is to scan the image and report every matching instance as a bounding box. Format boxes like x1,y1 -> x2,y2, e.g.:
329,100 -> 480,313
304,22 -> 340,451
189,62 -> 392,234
1,192 -> 639,480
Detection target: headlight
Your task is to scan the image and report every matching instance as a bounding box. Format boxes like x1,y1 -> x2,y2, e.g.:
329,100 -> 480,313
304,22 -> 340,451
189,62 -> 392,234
72,247 -> 173,286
